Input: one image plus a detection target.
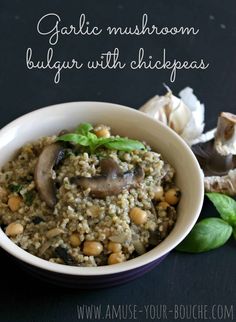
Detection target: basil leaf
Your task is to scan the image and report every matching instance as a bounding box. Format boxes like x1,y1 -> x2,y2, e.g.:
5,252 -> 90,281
75,123 -> 93,135
176,218 -> 232,253
206,193 -> 236,226
57,134 -> 90,146
87,132 -> 98,143
104,138 -> 146,151
92,137 -> 111,151
57,123 -> 146,153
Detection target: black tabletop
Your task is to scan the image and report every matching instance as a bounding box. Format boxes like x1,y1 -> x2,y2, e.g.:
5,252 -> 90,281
0,1 -> 236,321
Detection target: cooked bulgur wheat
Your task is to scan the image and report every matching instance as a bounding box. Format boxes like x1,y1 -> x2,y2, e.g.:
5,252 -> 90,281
0,127 -> 180,267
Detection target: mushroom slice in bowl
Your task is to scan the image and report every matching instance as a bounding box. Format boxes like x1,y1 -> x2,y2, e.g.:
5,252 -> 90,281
70,158 -> 144,198
34,142 -> 65,208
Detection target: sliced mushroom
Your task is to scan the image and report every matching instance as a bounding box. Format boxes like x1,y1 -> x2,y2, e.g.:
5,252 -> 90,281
100,158 -> 122,177
70,158 -> 144,198
34,143 -> 64,208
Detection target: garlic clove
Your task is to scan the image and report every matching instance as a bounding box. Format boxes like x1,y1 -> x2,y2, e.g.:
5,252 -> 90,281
179,87 -> 205,145
168,95 -> 191,134
139,87 -> 205,146
139,95 -> 169,125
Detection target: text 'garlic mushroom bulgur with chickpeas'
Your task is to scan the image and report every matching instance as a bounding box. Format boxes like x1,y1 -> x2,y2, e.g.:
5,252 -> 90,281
0,123 -> 181,267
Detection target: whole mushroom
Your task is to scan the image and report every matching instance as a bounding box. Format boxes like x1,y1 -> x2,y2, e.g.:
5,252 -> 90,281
192,112 -> 236,196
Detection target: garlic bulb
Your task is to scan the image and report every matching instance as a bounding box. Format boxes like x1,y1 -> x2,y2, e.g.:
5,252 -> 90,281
139,87 -> 205,146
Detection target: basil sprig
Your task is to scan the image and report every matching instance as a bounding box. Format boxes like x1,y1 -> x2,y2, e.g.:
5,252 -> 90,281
57,123 -> 146,153
176,193 -> 236,253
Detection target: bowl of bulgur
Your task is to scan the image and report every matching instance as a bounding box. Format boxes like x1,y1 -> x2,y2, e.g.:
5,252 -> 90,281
0,102 -> 204,288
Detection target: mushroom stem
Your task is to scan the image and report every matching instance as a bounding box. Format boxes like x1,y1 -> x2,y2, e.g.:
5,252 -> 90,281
204,169 -> 236,196
214,112 -> 236,156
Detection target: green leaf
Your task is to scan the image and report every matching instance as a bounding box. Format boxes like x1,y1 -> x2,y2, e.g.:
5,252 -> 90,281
206,193 -> 236,226
57,134 -> 90,146
87,132 -> 99,143
75,123 -> 93,135
233,227 -> 236,240
8,184 -> 23,193
57,123 -> 146,153
103,138 -> 146,151
176,218 -> 232,253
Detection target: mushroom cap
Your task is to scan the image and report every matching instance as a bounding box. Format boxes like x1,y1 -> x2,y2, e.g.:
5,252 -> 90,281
192,139 -> 236,176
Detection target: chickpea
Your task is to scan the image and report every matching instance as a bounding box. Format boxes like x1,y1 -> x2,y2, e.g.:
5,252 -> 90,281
107,242 -> 122,253
94,128 -> 110,138
94,125 -> 111,138
6,222 -> 24,236
129,207 -> 148,225
69,232 -> 81,247
157,201 -> 170,210
83,241 -> 103,256
108,252 -> 125,265
153,186 -> 164,201
8,195 -> 22,212
164,188 -> 180,205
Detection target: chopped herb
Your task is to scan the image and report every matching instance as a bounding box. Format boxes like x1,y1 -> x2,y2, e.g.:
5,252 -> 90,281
8,183 -> 23,193
32,216 -> 45,224
24,190 -> 36,206
54,246 -> 76,265
20,176 -> 33,184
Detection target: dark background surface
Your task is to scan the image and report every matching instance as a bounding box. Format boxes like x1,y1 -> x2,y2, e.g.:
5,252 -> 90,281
0,0 -> 236,321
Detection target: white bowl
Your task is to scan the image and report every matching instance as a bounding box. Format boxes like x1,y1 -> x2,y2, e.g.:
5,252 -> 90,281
0,102 -> 204,288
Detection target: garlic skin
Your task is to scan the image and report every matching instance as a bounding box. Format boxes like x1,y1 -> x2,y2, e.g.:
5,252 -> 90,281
190,129 -> 216,146
179,87 -> 205,145
139,87 -> 205,146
